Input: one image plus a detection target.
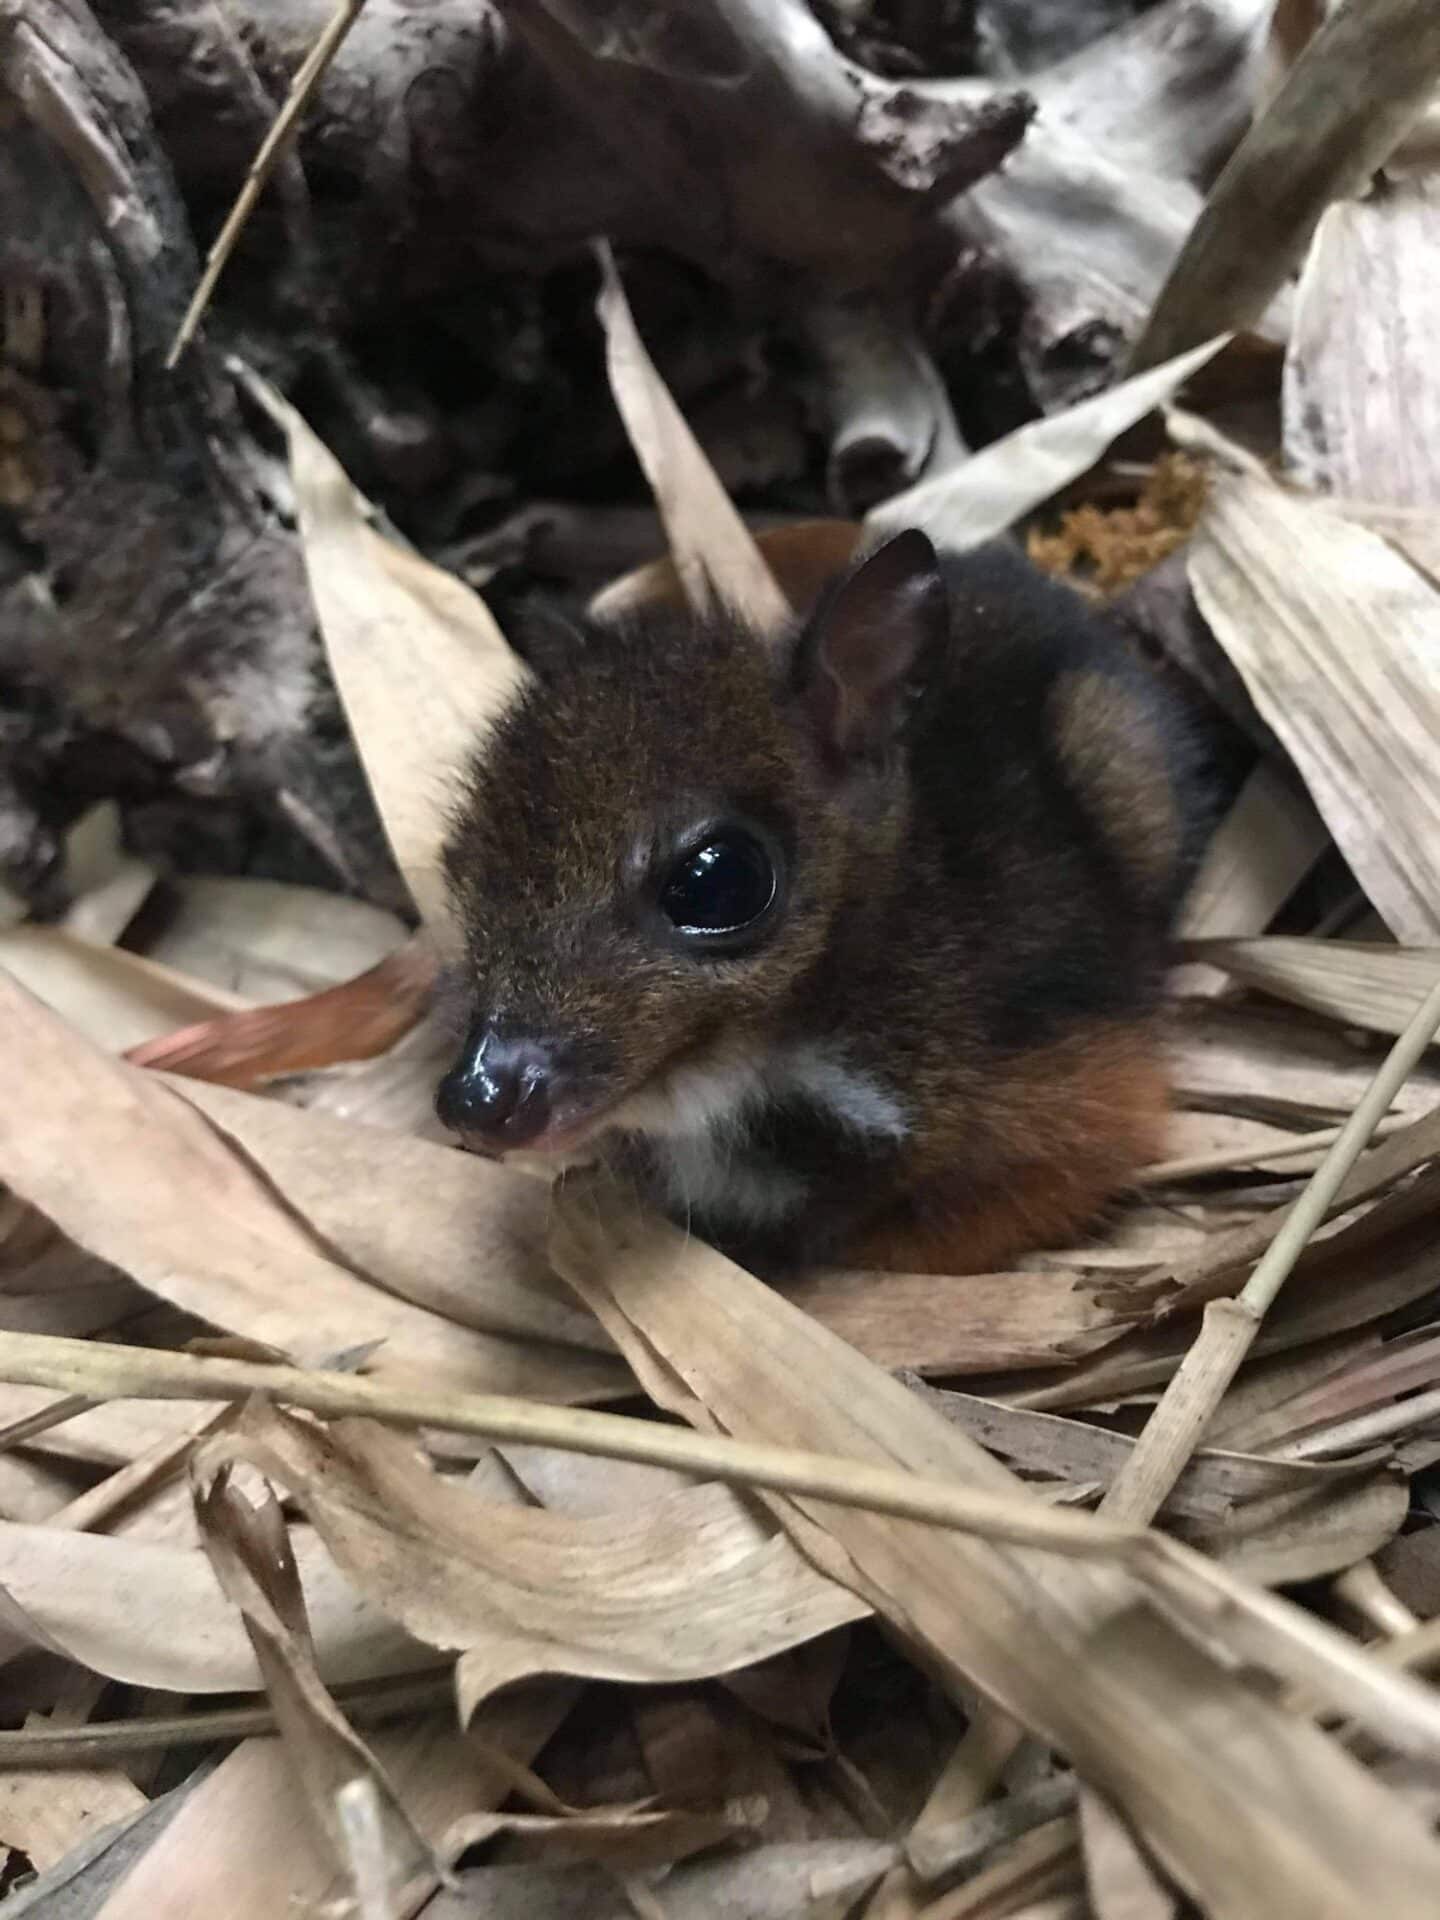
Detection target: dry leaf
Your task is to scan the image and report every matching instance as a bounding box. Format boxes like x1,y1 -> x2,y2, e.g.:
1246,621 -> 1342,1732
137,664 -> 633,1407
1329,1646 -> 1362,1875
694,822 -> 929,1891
1174,759 -> 1329,955
1286,177 -> 1440,509
1129,0 -> 1440,367
0,926 -> 249,1052
1192,937 -> 1440,1039
0,967 -> 620,1402
204,1400 -> 867,1723
426,1841 -> 898,1920
783,1266 -> 1133,1374
90,1697 -> 568,1920
1170,1001 -> 1440,1124
126,939 -> 438,1090
866,339 -> 1226,550
592,242 -> 791,632
1183,1469 -> 1409,1587
1188,465 -> 1440,944
257,370 -> 529,931
0,1518 -> 426,1691
0,1725 -> 146,1872
551,1188 -> 1440,1916
591,518 -> 861,624
143,876 -> 407,1000
192,1462 -> 434,1896
1077,1787 -> 1176,1920
165,1074 -> 601,1353
56,803 -> 156,948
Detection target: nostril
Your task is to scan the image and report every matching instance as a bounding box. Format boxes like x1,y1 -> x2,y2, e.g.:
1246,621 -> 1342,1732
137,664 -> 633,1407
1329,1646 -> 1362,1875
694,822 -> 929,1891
436,1026 -> 556,1146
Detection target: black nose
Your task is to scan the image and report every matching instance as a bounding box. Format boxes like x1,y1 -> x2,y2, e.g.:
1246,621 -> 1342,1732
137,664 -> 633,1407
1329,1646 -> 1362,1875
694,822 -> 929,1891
436,1026 -> 555,1148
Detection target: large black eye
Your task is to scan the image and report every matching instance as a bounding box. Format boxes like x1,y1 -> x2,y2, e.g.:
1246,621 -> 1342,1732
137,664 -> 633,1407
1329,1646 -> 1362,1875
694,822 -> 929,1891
660,827 -> 778,943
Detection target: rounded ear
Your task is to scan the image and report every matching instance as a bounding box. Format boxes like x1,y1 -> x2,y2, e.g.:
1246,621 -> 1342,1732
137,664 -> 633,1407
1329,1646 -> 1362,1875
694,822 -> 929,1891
795,529 -> 947,763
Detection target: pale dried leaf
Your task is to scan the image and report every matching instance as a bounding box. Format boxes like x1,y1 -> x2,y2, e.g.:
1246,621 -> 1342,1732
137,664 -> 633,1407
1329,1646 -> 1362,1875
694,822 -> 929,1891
127,940 -> 437,1092
1191,937 -> 1440,1038
866,338 -> 1225,549
193,1465 -> 432,1892
0,927 -> 249,1052
57,804 -> 155,948
0,1519 -> 426,1691
0,968 -> 620,1402
1286,178 -> 1440,508
1171,1002 -> 1440,1123
262,372 -> 529,932
551,1189 -> 1440,1916
425,1842 -> 898,1920
1077,1787 -> 1176,1920
0,1743 -> 147,1872
1130,0 -> 1440,367
440,1800 -> 759,1873
167,1076 -> 603,1353
914,1383 -> 1377,1524
205,1402 -> 866,1724
593,242 -> 791,632
144,877 -> 406,1000
783,1266 -> 1133,1374
1175,759 -> 1328,954
91,1695 -> 568,1920
1185,1469 -> 1409,1587
1188,468 -> 1440,944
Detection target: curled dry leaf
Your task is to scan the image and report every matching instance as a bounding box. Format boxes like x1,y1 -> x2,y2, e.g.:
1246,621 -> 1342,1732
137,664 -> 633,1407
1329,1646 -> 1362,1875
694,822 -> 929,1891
192,1461 -> 434,1895
0,926 -> 249,1053
254,367 -> 530,933
0,967 -> 623,1403
0,1517 -> 426,1692
549,1184 -> 1440,1918
1174,759 -> 1329,949
1286,172 -> 1440,511
204,1400 -> 867,1725
592,242 -> 791,632
143,876 -> 408,1000
1182,1467 -> 1409,1587
1188,937 -> 1440,1039
164,1073 -> 600,1353
125,938 -> 438,1090
1130,0 -> 1440,368
865,338 -> 1226,551
1188,464 -> 1440,945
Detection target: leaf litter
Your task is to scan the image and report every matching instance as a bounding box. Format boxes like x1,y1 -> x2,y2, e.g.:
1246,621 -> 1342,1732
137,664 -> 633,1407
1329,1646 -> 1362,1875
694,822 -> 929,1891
6,23 -> 1440,1920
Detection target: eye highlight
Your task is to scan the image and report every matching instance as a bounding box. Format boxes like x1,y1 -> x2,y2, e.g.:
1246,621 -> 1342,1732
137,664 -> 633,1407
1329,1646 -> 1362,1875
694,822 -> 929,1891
660,826 -> 778,947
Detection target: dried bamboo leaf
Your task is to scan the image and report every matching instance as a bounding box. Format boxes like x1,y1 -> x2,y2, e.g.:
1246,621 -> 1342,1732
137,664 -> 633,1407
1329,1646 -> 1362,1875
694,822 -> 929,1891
144,877 -> 407,1000
92,1697 -> 568,1920
1130,0 -> 1440,368
125,939 -> 437,1090
1232,1324 -> 1440,1451
1188,466 -> 1440,944
0,927 -> 249,1052
253,370 -> 528,932
56,804 -> 155,949
1077,1787 -> 1176,1920
440,1801 -> 760,1874
1171,1002 -> 1440,1124
593,243 -> 791,632
192,1465 -> 433,1894
550,1190 -> 1440,1917
866,339 -> 1225,551
589,517 -> 859,624
1286,178 -> 1440,507
0,1742 -> 147,1872
914,1384 -> 1377,1524
165,1075 -> 600,1353
783,1266 -> 1132,1374
426,1843 -> 898,1920
0,1519 -> 425,1692
1184,1468 -> 1409,1586
1175,760 -> 1328,945
1190,937 -> 1440,1038
0,968 -> 620,1403
205,1401 -> 866,1725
